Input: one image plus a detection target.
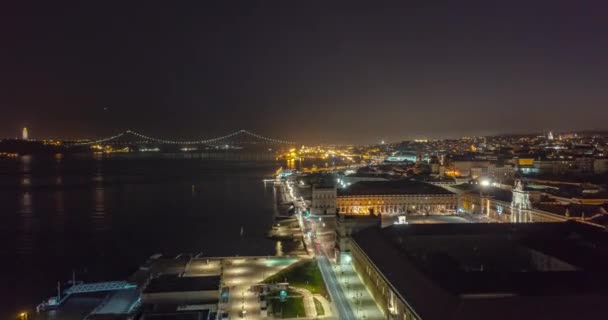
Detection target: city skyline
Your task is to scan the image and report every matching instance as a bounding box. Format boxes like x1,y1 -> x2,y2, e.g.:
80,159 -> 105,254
4,125 -> 607,145
4,2 -> 608,319
2,1 -> 608,143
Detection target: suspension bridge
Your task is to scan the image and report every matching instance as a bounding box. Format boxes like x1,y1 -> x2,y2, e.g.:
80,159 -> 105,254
69,129 -> 296,147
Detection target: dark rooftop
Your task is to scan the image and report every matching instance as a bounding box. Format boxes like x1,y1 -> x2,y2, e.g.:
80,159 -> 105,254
141,311 -> 208,320
346,172 -> 392,179
547,187 -> 608,199
86,316 -> 132,320
451,184 -> 514,202
535,203 -> 607,218
352,222 -> 608,320
589,214 -> 608,227
479,186 -> 514,203
144,275 -> 221,294
412,175 -> 456,183
338,179 -> 454,196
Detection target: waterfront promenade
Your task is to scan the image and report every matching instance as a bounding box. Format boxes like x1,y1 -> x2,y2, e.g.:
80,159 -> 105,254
279,178 -> 385,320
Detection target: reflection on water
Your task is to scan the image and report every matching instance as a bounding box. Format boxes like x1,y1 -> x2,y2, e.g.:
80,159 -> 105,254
91,187 -> 106,232
21,175 -> 32,186
53,191 -> 65,233
287,158 -> 296,169
21,155 -> 33,187
20,192 -> 33,217
93,172 -> 103,183
20,154 -> 32,171
18,191 -> 35,258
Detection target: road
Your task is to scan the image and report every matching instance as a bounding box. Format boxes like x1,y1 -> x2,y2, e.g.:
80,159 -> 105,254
282,179 -> 360,319
316,254 -> 357,320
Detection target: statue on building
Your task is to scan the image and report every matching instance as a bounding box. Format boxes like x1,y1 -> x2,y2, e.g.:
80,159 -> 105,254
512,179 -> 531,210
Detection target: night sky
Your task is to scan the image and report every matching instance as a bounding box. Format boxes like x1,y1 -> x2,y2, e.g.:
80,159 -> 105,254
1,1 -> 607,144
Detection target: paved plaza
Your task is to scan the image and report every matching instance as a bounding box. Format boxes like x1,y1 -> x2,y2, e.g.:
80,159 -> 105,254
221,257 -> 298,319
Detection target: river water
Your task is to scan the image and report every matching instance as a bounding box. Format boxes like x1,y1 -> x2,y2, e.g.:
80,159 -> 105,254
0,153 -> 285,317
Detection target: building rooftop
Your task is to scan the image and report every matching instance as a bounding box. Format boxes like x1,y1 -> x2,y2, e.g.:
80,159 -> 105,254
451,184 -> 514,202
86,315 -> 132,320
141,310 -> 209,320
535,203 -> 607,217
144,274 -> 221,294
412,175 -> 456,183
352,222 -> 608,320
546,186 -> 608,199
313,183 -> 336,190
345,172 -> 392,179
338,179 -> 454,196
88,288 -> 141,315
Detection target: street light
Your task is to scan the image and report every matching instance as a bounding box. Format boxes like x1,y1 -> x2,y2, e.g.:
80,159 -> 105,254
343,254 -> 351,264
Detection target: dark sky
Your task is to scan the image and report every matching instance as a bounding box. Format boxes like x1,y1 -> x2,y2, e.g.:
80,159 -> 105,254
1,1 -> 607,144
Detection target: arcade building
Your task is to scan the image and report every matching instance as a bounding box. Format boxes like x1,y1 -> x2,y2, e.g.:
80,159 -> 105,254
350,222 -> 608,320
336,180 -> 457,216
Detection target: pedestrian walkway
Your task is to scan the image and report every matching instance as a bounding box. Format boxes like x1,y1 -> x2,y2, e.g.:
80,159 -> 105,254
313,294 -> 333,318
335,262 -> 385,320
222,257 -> 299,320
291,287 -> 317,318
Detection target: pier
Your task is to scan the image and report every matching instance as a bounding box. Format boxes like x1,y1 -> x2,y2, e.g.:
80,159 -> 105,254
36,281 -> 137,312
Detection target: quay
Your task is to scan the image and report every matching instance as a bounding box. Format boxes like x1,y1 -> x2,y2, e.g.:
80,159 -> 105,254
34,254 -> 322,320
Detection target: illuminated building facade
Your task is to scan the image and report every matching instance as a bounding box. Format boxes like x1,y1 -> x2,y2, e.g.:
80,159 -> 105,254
594,159 -> 608,174
336,180 -> 457,216
310,185 -> 337,215
458,191 -> 562,223
453,182 -> 567,223
22,127 -> 28,140
385,155 -> 417,162
487,164 -> 514,179
448,160 -> 490,177
385,151 -> 418,162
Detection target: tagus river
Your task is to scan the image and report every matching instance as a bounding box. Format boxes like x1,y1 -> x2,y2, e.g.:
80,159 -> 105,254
0,153 -> 287,317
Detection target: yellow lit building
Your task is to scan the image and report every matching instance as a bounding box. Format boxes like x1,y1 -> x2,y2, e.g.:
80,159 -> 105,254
336,180 -> 457,216
517,158 -> 535,166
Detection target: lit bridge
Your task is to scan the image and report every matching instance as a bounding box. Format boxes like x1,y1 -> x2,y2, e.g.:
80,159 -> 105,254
68,129 -> 296,147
